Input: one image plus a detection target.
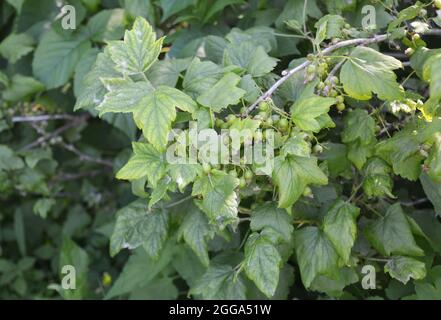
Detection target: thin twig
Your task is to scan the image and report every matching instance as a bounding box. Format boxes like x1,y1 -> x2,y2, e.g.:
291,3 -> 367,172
401,198 -> 429,207
164,195 -> 194,209
12,114 -> 75,123
52,169 -> 110,182
243,34 -> 389,116
20,116 -> 88,151
423,29 -> 441,36
322,59 -> 346,96
59,142 -> 114,168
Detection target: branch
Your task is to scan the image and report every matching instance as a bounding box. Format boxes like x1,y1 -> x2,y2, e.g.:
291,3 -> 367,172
423,29 -> 441,36
20,116 -> 88,151
243,34 -> 389,116
59,142 -> 114,168
322,59 -> 346,96
12,114 -> 75,123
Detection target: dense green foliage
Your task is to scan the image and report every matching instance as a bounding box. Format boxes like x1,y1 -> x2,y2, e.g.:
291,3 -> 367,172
1,0 -> 441,300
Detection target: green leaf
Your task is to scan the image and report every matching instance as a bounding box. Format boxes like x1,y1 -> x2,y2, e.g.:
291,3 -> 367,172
59,237 -> 89,299
0,145 -> 24,171
342,109 -> 376,145
276,0 -> 321,29
323,200 -> 359,263
294,226 -> 340,288
197,73 -> 246,112
426,135 -> 441,181
420,173 -> 441,216
321,143 -> 351,178
376,120 -> 441,181
168,162 -> 201,192
33,198 -> 55,219
116,142 -> 167,187
74,48 -> 121,110
129,277 -> 178,300
291,96 -> 336,132
123,0 -> 156,23
98,79 -> 196,151
159,0 -> 195,22
384,256 -> 426,284
340,46 -> 403,101
281,133 -> 311,158
250,202 -> 293,242
147,58 -> 191,87
2,75 -> 45,102
110,200 -> 169,258
224,42 -> 278,77
203,0 -> 245,23
86,9 -> 125,42
73,47 -> 99,98
190,264 -> 246,300
365,204 -> 424,257
0,33 -> 34,63
133,86 -> 197,150
314,14 -> 345,44
244,233 -> 282,297
6,0 -> 24,12
97,79 -> 155,114
148,176 -> 173,208
192,170 -> 239,228
108,17 -> 163,75
178,205 -> 214,267
310,267 -> 359,298
183,57 -> 224,99
388,2 -> 423,32
273,155 -> 328,208
32,31 -> 91,89
363,157 -> 394,198
106,244 -> 175,299
423,53 -> 441,100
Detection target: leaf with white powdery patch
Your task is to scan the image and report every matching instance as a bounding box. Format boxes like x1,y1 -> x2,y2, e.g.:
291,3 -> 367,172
110,200 -> 169,259
108,17 -> 163,75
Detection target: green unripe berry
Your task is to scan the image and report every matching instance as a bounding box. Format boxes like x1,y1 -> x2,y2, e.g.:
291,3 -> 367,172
258,111 -> 268,120
203,163 -> 212,174
271,114 -> 280,124
436,0 -> 441,9
265,117 -> 273,127
302,186 -> 313,197
317,82 -> 325,90
244,170 -> 253,180
259,101 -> 270,111
336,96 -> 344,104
331,76 -> 339,85
307,54 -> 315,61
239,177 -> 247,188
278,118 -> 289,130
336,103 -> 346,111
226,114 -> 236,123
405,48 -> 415,56
306,64 -> 316,75
215,119 -> 224,128
318,63 -> 328,76
329,90 -> 338,98
313,144 -> 323,154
